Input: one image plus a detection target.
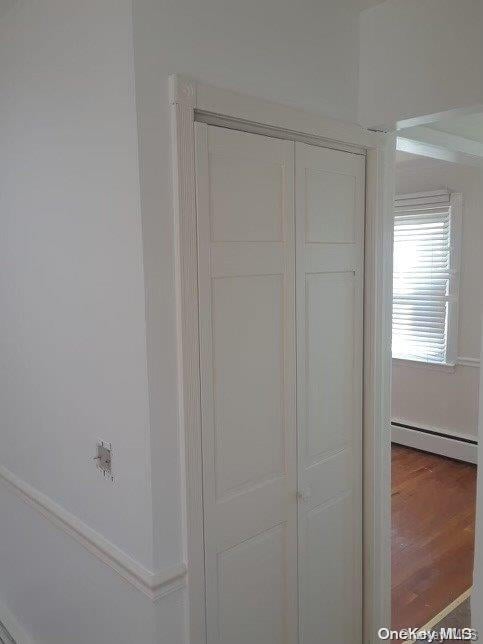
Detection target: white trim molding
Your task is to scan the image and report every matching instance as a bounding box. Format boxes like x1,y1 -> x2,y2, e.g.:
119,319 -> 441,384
392,417 -> 478,444
391,421 -> 477,464
408,588 -> 472,644
393,356 -> 480,370
458,356 -> 481,368
0,466 -> 187,601
447,192 -> 463,366
364,134 -> 395,644
169,73 -> 393,644
392,190 -> 462,367
0,599 -> 35,644
392,357 -> 456,373
170,74 -> 379,149
170,74 -> 206,644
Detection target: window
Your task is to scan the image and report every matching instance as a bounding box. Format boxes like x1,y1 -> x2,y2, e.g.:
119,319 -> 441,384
392,190 -> 462,365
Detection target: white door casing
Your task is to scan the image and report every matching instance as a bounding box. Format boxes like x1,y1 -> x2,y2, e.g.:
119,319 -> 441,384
171,75 -> 392,644
295,144 -> 365,644
195,123 -> 298,644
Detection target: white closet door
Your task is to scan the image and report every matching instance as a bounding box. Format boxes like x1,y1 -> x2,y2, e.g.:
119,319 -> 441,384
296,143 -> 365,644
195,123 -> 298,644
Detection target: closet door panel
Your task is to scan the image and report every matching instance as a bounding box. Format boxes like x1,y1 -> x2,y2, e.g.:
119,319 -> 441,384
302,495 -> 354,643
196,123 -> 298,644
211,273 -> 284,497
217,525 -> 286,644
296,143 -> 365,644
305,272 -> 355,460
305,168 -> 356,243
209,126 -> 284,242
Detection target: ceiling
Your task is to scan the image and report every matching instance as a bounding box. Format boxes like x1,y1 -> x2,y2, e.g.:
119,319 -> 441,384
429,112 -> 483,145
0,0 -> 388,22
397,109 -> 483,170
0,0 -> 16,18
357,0 -> 389,9
396,150 -> 421,164
395,150 -> 448,169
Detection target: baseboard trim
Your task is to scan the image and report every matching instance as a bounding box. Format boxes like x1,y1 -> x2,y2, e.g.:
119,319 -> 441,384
408,588 -> 472,643
0,599 -> 35,644
0,621 -> 16,644
0,466 -> 187,601
391,423 -> 477,464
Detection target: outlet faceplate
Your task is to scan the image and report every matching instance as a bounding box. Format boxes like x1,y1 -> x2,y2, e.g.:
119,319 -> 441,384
95,441 -> 113,481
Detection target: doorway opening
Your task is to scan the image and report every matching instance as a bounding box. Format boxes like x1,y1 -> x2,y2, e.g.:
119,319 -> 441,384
390,112 -> 483,633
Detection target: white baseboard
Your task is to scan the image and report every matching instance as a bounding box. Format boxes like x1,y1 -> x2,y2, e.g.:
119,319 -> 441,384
391,423 -> 477,464
408,588 -> 472,643
0,622 -> 15,644
0,600 -> 35,644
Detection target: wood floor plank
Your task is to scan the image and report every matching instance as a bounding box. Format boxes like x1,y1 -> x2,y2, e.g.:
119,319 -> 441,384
391,444 -> 476,632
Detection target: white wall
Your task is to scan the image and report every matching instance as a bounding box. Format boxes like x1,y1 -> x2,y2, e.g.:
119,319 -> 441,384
0,482 -> 186,644
0,1 -> 167,642
3,1 -> 481,641
359,0 -> 483,129
0,0 -> 365,642
392,155 -> 483,438
131,0 -> 364,598
0,0 -> 154,566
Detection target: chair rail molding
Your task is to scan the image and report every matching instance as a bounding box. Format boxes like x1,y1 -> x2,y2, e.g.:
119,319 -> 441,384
0,465 -> 187,601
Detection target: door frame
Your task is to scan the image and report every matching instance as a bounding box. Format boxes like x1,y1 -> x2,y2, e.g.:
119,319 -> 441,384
169,73 -> 395,644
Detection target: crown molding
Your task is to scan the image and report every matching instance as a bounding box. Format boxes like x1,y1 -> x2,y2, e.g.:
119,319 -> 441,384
0,466 -> 187,601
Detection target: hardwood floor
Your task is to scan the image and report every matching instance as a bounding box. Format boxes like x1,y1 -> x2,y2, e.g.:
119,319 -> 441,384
392,444 -> 476,632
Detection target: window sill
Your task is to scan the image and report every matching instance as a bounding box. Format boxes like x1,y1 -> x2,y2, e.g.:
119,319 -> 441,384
392,357 -> 456,373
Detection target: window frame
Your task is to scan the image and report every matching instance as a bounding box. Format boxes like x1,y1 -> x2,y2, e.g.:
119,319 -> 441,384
392,190 -> 462,368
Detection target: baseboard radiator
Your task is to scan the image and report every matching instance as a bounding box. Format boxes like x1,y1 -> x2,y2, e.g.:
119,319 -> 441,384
391,421 -> 478,464
0,621 -> 15,644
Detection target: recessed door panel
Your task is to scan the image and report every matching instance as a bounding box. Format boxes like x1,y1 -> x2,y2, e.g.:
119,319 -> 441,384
296,142 -> 364,644
212,274 -> 285,498
305,272 -> 355,462
217,525 -> 286,644
196,123 -> 297,644
209,126 -> 284,242
305,168 -> 356,243
301,494 -> 356,643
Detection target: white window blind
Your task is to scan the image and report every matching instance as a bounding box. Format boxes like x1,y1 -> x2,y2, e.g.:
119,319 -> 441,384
392,190 -> 461,365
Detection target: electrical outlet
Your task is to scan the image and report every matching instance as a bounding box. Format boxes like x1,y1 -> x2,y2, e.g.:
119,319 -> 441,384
94,441 -> 113,481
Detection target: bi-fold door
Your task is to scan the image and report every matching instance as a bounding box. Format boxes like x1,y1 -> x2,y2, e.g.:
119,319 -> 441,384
195,122 -> 365,644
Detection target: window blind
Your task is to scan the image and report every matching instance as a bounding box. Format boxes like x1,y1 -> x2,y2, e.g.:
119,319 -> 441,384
393,190 -> 454,364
